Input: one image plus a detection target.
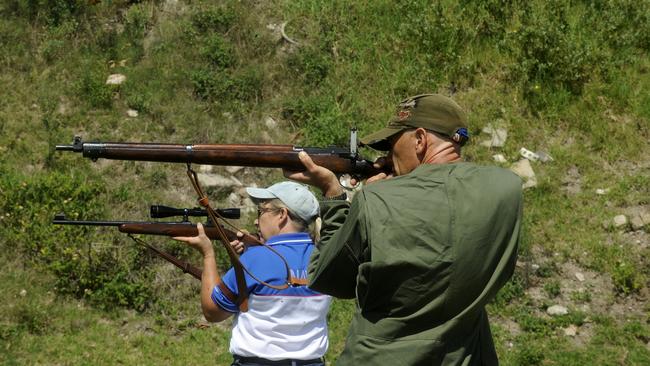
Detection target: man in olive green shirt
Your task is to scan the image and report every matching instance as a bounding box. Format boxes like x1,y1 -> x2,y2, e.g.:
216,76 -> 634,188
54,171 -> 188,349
285,94 -> 523,365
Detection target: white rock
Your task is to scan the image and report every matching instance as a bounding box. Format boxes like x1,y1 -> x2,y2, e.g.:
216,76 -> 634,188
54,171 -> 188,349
519,147 -> 540,161
197,173 -> 239,188
641,212 -> 650,226
510,159 -> 537,189
20,289 -> 27,297
480,125 -> 508,147
531,263 -> 540,272
227,192 -> 241,207
493,154 -> 507,163
547,305 -> 568,316
264,116 -> 278,129
630,215 -> 645,231
106,73 -> 126,85
229,176 -> 243,187
563,325 -> 578,337
613,215 -> 628,228
126,109 -> 138,117
266,23 -> 283,42
535,151 -> 554,163
241,198 -> 256,214
595,188 -> 610,195
575,272 -> 585,282
225,166 -> 245,174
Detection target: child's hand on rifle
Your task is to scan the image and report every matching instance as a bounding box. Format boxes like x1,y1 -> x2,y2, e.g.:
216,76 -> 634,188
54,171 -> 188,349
229,230 -> 252,254
173,223 -> 214,258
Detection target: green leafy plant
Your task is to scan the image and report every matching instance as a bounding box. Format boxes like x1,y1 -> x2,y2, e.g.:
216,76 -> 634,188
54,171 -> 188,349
191,5 -> 236,34
201,35 -> 235,69
543,280 -> 561,298
612,260 -> 643,295
77,68 -> 113,109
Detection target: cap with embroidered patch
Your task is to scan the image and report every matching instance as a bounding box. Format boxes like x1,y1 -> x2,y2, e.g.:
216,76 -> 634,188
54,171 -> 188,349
246,181 -> 319,223
360,94 -> 469,151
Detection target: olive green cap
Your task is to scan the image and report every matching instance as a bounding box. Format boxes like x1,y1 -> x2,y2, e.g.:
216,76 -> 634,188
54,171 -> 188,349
360,94 -> 469,151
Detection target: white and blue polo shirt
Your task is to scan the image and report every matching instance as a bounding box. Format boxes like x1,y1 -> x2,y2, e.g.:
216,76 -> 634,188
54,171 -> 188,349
211,232 -> 332,361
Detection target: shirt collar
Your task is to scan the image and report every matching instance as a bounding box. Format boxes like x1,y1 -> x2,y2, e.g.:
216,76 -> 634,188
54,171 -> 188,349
266,232 -> 313,246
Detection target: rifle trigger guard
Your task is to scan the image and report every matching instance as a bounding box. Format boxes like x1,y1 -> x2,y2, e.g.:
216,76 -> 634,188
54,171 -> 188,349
338,173 -> 360,190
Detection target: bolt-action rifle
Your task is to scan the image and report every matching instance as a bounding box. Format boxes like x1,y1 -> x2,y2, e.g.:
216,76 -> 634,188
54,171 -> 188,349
52,205 -> 260,281
55,129 -> 386,180
54,131 -> 376,312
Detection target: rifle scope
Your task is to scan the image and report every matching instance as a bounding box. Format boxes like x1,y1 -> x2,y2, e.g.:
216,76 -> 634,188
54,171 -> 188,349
150,205 -> 240,220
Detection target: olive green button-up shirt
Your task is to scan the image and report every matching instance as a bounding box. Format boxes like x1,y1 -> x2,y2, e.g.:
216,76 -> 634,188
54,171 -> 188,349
309,163 -> 523,366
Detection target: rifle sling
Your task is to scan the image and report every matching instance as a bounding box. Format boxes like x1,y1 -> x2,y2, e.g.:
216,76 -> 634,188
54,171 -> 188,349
186,165 -> 307,313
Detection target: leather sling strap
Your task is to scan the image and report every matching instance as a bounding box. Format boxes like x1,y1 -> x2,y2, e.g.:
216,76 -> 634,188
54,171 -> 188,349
185,165 -> 307,312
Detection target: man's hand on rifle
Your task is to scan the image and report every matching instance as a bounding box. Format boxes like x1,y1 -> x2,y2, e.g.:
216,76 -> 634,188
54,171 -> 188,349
284,151 -> 393,195
173,222 -> 214,258
283,151 -> 343,197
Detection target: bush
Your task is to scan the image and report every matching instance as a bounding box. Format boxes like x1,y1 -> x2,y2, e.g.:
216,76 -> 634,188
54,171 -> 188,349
543,280 -> 561,298
77,68 -> 114,109
492,272 -> 526,307
286,46 -> 331,86
282,95 -> 350,146
201,34 -> 235,69
505,2 -> 603,109
585,0 -> 650,54
3,0 -> 88,26
191,5 -> 236,34
190,67 -> 263,102
0,166 -> 155,311
394,0 -> 470,82
612,260 -> 643,295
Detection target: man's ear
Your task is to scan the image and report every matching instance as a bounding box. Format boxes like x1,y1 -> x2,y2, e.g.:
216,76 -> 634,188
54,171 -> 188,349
414,128 -> 428,154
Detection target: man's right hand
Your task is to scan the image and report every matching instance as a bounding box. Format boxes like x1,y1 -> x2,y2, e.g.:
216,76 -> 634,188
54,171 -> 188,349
283,151 -> 344,197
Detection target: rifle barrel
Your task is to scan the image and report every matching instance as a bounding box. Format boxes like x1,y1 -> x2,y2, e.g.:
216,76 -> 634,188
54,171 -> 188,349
56,137 -> 384,177
52,215 -> 260,245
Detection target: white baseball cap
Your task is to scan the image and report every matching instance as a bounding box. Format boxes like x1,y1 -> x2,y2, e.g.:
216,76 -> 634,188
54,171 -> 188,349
246,181 -> 319,223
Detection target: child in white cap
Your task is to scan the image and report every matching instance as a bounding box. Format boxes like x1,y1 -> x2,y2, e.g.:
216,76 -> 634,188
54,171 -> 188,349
174,181 -> 331,366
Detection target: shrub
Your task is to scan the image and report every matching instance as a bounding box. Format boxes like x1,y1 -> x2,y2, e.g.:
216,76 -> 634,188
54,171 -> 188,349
13,299 -> 51,334
286,46 -> 331,86
282,95 -> 350,146
0,167 -> 155,311
190,67 -> 262,102
612,260 -> 643,295
77,68 -> 113,109
201,35 -> 235,69
585,0 -> 650,53
504,2 -> 604,110
191,5 -> 236,34
492,272 -> 526,307
543,280 -> 561,298
3,0 -> 88,26
394,0 -> 470,82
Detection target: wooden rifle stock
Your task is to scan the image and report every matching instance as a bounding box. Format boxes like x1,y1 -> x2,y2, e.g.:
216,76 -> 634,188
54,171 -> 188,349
117,222 -> 259,245
52,215 -> 260,281
56,136 -> 386,178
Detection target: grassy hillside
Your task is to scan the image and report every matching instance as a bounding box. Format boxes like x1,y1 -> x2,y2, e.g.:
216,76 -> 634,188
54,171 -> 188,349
1,0 -> 648,365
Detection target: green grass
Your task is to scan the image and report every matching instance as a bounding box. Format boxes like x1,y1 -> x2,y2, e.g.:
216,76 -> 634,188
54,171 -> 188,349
1,0 -> 649,364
